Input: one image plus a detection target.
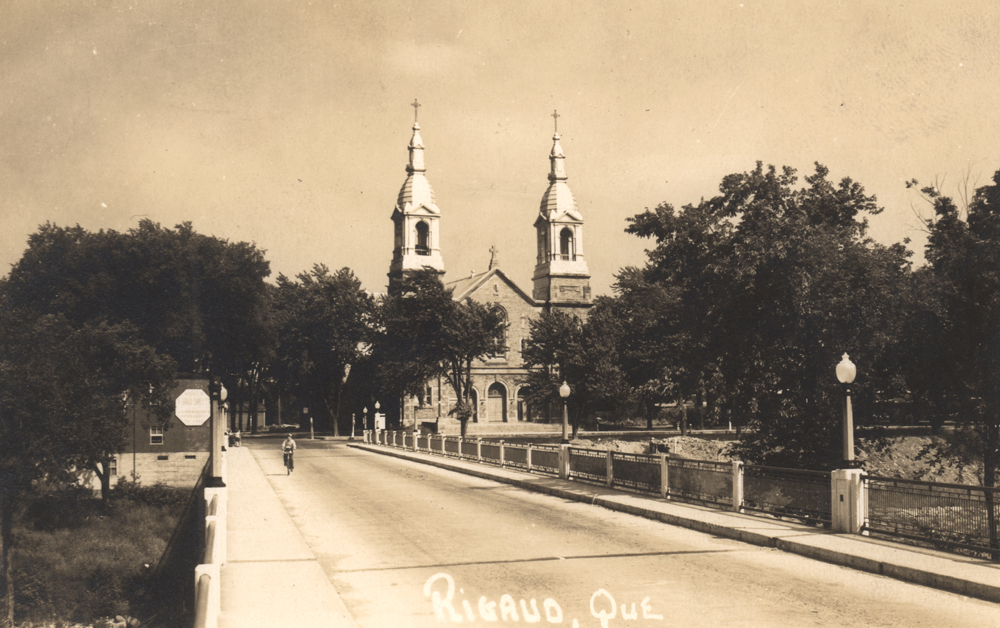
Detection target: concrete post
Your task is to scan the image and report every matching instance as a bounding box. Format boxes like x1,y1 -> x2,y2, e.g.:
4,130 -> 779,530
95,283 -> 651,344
204,488 -> 227,565
732,461 -> 744,513
606,450 -> 614,487
458,437 -> 463,459
527,444 -> 533,472
477,438 -> 482,462
831,468 -> 866,534
194,563 -> 220,628
559,444 -> 570,480
660,453 -> 669,499
499,441 -> 505,467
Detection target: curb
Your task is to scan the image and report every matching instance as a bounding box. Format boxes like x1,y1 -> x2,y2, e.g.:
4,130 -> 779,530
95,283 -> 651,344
350,443 -> 1000,604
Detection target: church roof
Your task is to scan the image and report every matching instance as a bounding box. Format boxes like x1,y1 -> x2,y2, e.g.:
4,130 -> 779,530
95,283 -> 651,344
538,132 -> 583,222
396,122 -> 440,215
447,267 -> 536,305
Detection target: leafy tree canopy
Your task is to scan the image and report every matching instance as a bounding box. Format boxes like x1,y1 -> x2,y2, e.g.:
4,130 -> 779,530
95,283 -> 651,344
626,162 -> 912,467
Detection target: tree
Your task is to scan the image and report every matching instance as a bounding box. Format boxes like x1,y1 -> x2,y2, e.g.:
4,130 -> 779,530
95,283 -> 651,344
273,266 -> 374,436
577,298 -> 634,423
522,310 -> 585,437
626,163 -> 912,467
373,270 -> 504,436
914,172 -> 1000,489
0,308 -> 173,624
439,299 -> 505,436
3,221 -> 272,385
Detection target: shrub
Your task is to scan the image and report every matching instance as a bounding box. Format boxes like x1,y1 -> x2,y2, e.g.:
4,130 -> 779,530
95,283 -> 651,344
11,485 -> 186,625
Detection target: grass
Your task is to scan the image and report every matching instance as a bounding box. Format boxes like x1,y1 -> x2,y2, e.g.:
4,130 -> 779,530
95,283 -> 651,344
11,481 -> 188,626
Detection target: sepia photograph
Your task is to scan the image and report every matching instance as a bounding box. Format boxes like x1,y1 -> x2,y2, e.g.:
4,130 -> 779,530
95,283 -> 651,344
2,1 -> 1000,626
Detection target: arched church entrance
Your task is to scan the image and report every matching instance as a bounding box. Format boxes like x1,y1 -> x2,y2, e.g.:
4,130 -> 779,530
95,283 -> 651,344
487,383 -> 507,422
516,387 -> 531,421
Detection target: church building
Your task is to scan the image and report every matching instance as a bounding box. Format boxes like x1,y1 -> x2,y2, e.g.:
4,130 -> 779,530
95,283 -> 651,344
388,108 -> 592,431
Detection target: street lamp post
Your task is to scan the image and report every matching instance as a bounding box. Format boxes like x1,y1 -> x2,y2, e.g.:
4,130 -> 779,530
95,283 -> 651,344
208,378 -> 229,487
836,354 -> 857,466
559,381 -> 571,444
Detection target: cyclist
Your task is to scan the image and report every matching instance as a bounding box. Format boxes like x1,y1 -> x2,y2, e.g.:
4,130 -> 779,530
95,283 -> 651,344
282,434 -> 296,474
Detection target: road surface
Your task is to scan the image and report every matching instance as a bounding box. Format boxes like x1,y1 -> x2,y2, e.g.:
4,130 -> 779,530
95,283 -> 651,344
248,440 -> 998,627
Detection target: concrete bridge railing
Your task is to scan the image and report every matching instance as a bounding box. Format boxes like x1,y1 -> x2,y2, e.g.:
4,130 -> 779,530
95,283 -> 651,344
193,451 -> 228,628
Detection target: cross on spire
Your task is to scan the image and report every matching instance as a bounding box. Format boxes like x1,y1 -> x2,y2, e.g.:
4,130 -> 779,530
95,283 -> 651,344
412,98 -> 421,123
551,109 -> 560,133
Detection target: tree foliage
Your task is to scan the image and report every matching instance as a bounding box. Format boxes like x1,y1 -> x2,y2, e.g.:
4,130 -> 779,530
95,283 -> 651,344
626,163 -> 912,467
522,310 -> 585,436
3,220 -> 272,379
272,265 -> 374,435
373,270 -> 504,435
913,171 -> 1000,487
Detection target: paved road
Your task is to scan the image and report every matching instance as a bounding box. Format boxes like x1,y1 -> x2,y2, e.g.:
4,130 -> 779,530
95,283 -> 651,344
248,440 -> 998,628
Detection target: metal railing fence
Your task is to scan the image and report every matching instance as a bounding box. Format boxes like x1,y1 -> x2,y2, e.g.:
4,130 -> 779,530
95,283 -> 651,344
530,446 -> 561,476
743,465 -> 832,524
480,441 -> 501,465
460,439 -> 479,460
612,452 -> 662,494
864,475 -> 1000,556
667,457 -> 733,507
568,447 -> 608,483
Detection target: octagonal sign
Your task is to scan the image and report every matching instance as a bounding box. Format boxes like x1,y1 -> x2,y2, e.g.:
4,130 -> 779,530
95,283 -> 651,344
175,388 -> 211,426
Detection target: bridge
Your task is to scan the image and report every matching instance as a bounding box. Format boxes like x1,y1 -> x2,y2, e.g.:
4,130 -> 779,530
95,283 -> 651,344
191,438 -> 1000,627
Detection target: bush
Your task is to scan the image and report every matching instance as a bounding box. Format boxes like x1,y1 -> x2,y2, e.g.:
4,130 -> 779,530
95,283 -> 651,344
112,476 -> 187,507
11,484 -> 186,625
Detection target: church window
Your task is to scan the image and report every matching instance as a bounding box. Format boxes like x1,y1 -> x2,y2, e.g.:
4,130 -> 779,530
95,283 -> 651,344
491,306 -> 508,357
560,227 -> 574,261
538,226 -> 549,263
421,385 -> 433,406
415,221 -> 430,255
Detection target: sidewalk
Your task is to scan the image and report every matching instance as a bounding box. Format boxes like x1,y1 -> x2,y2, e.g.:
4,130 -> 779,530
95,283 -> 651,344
218,447 -> 356,628
352,443 -> 1000,604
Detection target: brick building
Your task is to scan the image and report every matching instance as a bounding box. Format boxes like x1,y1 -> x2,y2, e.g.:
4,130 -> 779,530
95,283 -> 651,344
85,374 -> 215,491
389,113 -> 592,429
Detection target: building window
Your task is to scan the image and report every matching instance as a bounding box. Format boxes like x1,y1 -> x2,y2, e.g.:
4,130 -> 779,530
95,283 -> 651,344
521,338 -> 527,352
491,307 -> 508,357
560,227 -> 574,261
420,385 -> 433,407
415,221 -> 430,255
157,455 -> 169,461
150,426 -> 164,445
108,456 -> 117,477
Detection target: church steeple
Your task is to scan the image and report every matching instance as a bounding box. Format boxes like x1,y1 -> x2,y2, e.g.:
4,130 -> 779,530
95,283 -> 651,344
532,111 -> 591,310
389,101 -> 445,290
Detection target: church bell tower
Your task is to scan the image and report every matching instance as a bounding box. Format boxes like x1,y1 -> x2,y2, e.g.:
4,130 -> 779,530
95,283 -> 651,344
532,111 -> 592,312
389,100 -> 445,292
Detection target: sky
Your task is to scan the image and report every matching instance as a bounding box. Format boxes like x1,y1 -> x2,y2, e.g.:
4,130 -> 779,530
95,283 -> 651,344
3,1 -> 1000,297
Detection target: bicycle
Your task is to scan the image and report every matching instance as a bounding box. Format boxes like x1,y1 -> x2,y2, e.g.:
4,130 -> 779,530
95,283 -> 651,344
283,450 -> 294,474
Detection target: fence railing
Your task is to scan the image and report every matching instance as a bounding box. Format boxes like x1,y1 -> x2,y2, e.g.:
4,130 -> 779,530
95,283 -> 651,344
864,475 -> 1000,556
364,430 -> 999,561
194,455 -> 228,628
744,465 -> 831,525
667,457 -> 733,507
